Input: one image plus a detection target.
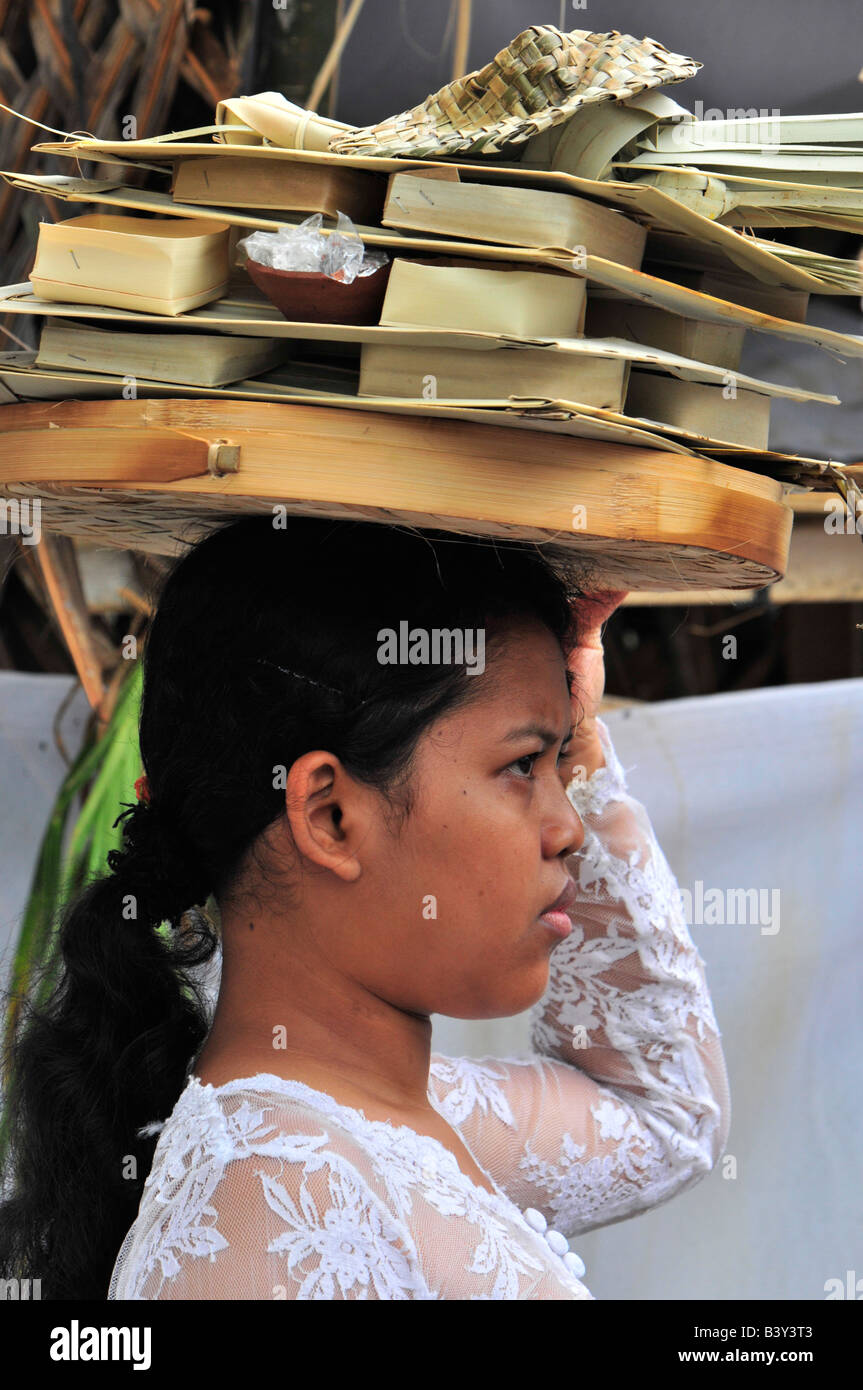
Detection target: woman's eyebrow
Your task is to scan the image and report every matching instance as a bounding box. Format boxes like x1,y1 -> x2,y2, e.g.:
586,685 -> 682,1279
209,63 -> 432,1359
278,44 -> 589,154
503,721 -> 576,747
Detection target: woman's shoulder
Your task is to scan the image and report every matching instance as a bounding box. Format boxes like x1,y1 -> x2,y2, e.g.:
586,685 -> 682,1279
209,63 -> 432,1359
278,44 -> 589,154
111,1072 -> 428,1300
147,1068 -> 497,1213
151,1069 -> 438,1174
134,1071 -> 410,1249
162,1069 -> 380,1147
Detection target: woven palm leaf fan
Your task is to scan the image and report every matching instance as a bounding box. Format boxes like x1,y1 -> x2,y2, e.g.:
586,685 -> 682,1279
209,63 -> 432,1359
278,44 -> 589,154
328,25 -> 701,159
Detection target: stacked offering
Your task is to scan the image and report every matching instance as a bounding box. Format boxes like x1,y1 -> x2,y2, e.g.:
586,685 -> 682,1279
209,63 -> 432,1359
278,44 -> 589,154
0,23 -> 859,586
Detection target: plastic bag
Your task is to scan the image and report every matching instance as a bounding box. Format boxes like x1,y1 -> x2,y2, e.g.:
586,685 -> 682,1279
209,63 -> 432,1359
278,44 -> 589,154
238,212 -> 389,283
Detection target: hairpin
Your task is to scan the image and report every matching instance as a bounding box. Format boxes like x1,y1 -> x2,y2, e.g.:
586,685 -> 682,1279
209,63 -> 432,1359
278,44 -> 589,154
255,658 -> 372,707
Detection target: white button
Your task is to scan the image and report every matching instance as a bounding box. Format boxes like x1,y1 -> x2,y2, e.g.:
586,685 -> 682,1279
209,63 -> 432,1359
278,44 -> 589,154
523,1207 -> 547,1232
545,1229 -> 569,1256
564,1250 -> 586,1279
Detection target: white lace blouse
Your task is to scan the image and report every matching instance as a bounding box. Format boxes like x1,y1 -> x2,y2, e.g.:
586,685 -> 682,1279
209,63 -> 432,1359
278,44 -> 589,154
108,717 -> 730,1300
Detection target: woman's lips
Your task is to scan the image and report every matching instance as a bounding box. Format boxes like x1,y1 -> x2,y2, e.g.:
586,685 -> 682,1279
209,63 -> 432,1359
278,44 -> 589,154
538,876 -> 576,938
538,909 -> 573,938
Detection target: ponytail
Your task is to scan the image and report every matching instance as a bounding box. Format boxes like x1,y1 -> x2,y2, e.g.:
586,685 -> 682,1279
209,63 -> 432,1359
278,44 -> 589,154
0,798 -> 217,1299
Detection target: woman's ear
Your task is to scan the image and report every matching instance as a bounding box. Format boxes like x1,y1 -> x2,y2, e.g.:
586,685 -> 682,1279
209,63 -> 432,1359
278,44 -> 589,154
283,750 -> 364,883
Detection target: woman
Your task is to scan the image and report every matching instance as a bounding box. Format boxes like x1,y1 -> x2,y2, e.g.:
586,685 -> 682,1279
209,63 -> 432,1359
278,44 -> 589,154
0,513 -> 730,1300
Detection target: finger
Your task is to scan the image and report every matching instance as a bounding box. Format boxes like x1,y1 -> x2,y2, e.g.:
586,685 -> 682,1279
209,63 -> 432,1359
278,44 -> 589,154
573,589 -> 630,618
571,590 -> 629,646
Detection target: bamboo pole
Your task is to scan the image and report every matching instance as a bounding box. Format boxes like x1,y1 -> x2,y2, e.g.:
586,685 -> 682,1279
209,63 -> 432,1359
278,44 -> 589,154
451,0 -> 472,80
307,0 -> 367,114
328,0 -> 347,117
32,534 -> 107,715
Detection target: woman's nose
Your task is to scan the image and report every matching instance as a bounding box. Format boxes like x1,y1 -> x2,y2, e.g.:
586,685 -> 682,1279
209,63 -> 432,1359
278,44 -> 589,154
545,783 -> 586,859
564,801 -> 586,857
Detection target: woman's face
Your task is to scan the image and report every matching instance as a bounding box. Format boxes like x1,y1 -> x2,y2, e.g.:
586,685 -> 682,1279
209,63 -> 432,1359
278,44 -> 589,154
316,615 -> 586,1022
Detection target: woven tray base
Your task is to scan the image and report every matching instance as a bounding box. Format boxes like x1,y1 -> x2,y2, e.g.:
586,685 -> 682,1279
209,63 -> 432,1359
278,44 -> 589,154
0,398 -> 790,591
0,481 -> 782,591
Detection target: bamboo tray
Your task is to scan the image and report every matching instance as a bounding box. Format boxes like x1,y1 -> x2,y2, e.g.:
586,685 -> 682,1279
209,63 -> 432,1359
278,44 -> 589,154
0,398 -> 793,590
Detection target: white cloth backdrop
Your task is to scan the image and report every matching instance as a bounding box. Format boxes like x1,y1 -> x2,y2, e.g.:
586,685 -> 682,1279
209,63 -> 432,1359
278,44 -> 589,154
1,672 -> 860,1301
0,672 -> 91,978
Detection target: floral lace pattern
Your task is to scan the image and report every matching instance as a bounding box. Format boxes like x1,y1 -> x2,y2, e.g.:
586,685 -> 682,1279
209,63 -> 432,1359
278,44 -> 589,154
109,1074 -> 591,1301
108,718 -> 729,1301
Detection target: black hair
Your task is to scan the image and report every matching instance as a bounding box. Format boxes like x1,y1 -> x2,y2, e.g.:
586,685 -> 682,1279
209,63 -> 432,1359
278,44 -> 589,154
0,511 -> 586,1299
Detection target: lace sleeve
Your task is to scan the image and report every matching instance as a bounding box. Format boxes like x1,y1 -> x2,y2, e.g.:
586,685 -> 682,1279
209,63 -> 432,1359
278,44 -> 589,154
429,716 -> 731,1239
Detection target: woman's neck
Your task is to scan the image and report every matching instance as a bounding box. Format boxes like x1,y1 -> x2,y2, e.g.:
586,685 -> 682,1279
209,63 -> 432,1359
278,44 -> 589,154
193,940 -> 436,1113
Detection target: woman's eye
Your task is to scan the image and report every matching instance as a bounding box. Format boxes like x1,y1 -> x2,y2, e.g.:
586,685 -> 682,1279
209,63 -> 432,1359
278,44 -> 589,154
510,745 -> 573,778
510,752 -> 540,778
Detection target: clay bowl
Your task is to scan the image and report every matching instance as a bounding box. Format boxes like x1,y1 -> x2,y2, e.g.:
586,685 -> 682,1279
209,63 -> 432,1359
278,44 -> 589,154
244,257 -> 392,325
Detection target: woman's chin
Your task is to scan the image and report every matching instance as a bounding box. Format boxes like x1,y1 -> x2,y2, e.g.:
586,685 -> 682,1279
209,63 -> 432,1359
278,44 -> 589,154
480,965 -> 554,1021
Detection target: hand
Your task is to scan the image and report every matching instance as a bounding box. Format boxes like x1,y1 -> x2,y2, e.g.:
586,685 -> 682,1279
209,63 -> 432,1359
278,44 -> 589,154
558,591 -> 629,784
